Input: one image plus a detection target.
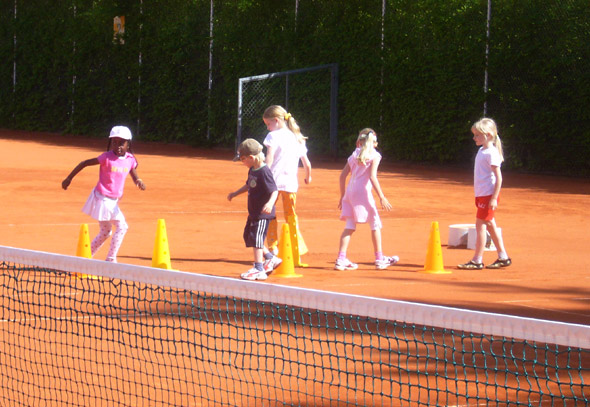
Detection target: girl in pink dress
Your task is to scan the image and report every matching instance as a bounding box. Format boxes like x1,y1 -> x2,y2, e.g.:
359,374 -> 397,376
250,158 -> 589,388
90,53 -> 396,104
62,126 -> 146,262
335,128 -> 398,270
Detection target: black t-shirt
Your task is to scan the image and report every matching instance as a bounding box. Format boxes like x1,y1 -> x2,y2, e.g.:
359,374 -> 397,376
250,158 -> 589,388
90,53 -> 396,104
246,164 -> 277,220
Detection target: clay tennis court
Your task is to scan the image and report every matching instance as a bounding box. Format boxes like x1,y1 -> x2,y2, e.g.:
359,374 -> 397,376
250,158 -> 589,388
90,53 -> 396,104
1,128 -> 589,326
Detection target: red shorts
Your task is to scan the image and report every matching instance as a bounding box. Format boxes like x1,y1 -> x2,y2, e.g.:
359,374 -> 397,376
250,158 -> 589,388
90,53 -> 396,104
475,195 -> 499,221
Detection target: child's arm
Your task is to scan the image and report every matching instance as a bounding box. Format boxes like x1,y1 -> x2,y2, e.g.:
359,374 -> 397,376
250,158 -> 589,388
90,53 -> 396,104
337,163 -> 351,210
368,157 -> 392,211
261,190 -> 279,214
130,169 -> 146,190
61,158 -> 99,190
227,184 -> 248,201
489,166 -> 502,210
301,154 -> 312,184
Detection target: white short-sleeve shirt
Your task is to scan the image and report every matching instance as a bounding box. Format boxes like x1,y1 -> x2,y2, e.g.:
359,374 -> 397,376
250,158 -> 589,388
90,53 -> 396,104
474,145 -> 502,197
263,128 -> 307,193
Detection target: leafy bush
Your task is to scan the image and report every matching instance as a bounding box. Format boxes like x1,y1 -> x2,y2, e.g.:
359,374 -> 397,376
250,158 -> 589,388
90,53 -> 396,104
1,0 -> 588,175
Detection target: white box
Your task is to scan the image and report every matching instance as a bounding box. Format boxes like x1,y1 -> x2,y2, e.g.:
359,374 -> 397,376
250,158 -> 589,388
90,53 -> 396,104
448,224 -> 474,247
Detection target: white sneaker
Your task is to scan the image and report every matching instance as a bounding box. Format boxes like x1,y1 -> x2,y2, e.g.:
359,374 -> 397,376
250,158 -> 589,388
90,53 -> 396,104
375,255 -> 400,270
334,258 -> 358,271
240,267 -> 268,281
263,256 -> 282,274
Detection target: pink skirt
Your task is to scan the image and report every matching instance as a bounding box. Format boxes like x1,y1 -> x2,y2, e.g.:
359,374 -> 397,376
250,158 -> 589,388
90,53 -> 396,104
82,189 -> 125,222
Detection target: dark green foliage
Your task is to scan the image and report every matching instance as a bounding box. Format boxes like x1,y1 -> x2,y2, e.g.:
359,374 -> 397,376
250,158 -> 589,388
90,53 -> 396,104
487,0 -> 590,175
1,0 -> 588,175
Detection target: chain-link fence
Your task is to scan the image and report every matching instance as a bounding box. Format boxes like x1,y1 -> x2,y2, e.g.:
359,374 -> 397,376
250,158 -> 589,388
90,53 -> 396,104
237,64 -> 338,156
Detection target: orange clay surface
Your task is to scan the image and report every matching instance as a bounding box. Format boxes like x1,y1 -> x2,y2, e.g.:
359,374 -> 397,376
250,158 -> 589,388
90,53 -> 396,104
1,129 -> 589,325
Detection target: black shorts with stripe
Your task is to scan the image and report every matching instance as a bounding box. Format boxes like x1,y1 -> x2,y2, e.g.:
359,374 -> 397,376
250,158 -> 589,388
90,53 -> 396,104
243,218 -> 271,248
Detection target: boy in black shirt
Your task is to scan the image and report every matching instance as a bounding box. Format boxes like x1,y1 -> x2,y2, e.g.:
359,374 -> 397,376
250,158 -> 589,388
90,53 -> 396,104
228,139 -> 281,280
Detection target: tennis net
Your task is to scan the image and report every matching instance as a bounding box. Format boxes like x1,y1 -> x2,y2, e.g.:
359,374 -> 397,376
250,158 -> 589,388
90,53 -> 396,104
1,245 -> 589,406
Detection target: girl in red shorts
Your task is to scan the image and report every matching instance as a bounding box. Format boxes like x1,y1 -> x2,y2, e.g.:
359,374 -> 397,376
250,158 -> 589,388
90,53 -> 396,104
458,118 -> 511,270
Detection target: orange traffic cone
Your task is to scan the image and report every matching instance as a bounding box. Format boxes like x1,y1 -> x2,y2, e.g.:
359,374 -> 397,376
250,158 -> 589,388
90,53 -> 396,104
421,221 -> 451,274
152,219 -> 173,269
76,224 -> 92,258
273,223 -> 302,278
74,224 -> 100,279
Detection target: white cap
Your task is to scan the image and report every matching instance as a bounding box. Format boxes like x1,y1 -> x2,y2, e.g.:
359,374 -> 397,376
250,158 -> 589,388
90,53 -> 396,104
109,126 -> 132,140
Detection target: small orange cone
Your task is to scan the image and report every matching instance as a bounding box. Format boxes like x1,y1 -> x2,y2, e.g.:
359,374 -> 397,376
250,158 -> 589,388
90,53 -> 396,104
74,224 -> 100,279
273,223 -> 302,278
287,215 -> 308,267
152,219 -> 172,269
421,221 -> 451,274
76,224 -> 92,258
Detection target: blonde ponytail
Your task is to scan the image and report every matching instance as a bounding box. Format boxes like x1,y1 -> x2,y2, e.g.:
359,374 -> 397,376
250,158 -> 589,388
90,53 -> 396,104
263,105 -> 307,144
357,128 -> 377,165
472,118 -> 504,162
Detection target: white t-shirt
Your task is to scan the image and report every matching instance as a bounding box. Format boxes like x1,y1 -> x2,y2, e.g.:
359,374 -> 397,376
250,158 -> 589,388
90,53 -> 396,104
474,145 -> 502,197
263,127 -> 308,193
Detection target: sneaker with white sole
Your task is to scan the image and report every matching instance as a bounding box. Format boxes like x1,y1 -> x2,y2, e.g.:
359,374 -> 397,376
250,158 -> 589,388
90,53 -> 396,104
334,258 -> 358,271
375,255 -> 400,270
263,256 -> 282,274
240,267 -> 268,281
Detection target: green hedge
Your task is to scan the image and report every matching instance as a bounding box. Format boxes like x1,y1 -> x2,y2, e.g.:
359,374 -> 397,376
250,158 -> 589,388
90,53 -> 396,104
1,0 -> 588,175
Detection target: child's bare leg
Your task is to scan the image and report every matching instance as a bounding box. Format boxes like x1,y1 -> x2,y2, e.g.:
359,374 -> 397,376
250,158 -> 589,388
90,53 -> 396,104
338,229 -> 354,253
253,247 -> 264,264
473,219 -> 487,262
486,218 -> 508,257
334,228 -> 358,270
335,217 -> 358,269
370,229 -> 382,253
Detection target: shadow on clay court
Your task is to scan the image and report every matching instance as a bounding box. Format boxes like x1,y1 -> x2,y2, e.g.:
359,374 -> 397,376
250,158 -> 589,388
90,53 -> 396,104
353,262 -> 423,271
118,255 -> 251,267
4,129 -> 589,195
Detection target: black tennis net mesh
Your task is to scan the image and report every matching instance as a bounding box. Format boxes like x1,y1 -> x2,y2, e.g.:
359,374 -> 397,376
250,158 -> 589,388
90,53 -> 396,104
1,246 -> 589,406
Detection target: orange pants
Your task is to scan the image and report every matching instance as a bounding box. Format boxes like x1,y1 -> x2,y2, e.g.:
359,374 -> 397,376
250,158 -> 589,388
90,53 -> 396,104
267,191 -> 308,256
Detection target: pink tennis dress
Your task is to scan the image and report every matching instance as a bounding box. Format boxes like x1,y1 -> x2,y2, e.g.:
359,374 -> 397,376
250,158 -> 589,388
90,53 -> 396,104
82,151 -> 138,221
340,148 -> 382,228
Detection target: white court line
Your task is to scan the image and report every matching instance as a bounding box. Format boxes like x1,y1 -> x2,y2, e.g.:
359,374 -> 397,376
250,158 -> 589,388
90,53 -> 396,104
155,210 -> 246,214
150,209 -> 338,215
499,297 -> 590,303
322,282 -> 420,288
4,209 -> 341,226
7,223 -> 82,227
492,279 -> 522,282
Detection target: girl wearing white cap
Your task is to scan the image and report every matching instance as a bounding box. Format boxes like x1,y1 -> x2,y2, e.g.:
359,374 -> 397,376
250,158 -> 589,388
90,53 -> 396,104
62,126 -> 146,262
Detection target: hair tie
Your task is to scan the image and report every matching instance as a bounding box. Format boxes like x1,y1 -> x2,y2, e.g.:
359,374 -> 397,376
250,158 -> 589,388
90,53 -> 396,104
284,113 -> 292,121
